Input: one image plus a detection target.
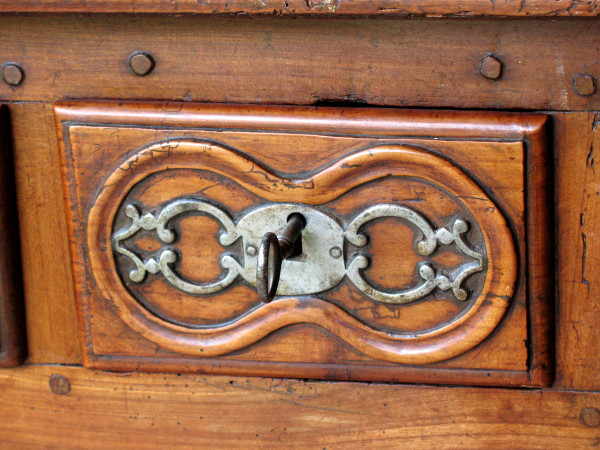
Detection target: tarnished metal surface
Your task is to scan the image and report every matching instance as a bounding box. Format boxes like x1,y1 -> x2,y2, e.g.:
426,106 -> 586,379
345,209 -> 484,304
112,201 -> 241,295
256,214 -> 306,303
237,204 -> 345,295
113,201 -> 346,296
256,232 -> 282,303
113,199 -> 485,304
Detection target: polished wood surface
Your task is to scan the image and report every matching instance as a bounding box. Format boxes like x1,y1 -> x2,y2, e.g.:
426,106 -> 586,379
9,103 -> 80,364
0,9 -> 597,446
0,0 -> 598,16
54,101 -> 551,386
0,18 -> 599,111
555,112 -> 600,391
0,106 -> 25,367
0,365 -> 598,448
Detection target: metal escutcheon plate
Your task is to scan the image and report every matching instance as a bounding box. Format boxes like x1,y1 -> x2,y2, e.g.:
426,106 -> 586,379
237,204 -> 345,295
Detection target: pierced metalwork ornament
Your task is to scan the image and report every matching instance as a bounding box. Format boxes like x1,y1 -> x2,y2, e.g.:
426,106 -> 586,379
113,199 -> 485,304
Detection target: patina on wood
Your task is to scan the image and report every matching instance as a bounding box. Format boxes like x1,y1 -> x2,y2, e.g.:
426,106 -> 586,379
54,101 -> 552,386
0,365 -> 598,448
0,0 -> 598,16
555,112 -> 600,391
0,17 -> 599,112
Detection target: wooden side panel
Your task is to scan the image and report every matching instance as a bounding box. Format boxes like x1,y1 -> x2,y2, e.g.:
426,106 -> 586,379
555,112 -> 600,391
0,105 -> 25,366
0,365 -> 598,448
9,103 -> 80,364
0,0 -> 598,16
0,17 -> 599,111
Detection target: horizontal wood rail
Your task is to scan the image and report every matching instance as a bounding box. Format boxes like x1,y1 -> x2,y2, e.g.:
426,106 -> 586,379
0,365 -> 598,447
0,0 -> 598,17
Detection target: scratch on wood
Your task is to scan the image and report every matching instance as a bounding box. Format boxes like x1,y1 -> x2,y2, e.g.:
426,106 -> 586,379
582,232 -> 590,291
341,162 -> 362,169
459,195 -> 486,201
590,113 -> 600,170
280,398 -> 370,415
571,321 -> 581,340
586,138 -> 595,169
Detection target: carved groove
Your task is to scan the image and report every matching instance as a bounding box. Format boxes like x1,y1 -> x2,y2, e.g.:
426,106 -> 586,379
88,139 -> 516,364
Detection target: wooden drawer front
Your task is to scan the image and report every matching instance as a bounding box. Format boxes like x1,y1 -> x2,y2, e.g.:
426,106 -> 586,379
55,102 -> 552,386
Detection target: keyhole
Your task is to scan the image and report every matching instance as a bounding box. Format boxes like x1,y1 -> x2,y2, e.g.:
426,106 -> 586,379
286,213 -> 305,260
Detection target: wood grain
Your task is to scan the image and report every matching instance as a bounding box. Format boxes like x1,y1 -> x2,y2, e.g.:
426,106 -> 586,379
555,112 -> 600,391
0,364 -> 598,448
0,0 -> 597,16
55,101 -> 551,386
0,105 -> 26,367
9,103 -> 80,364
524,114 -> 554,387
83,141 -> 516,364
0,10 -> 596,447
0,17 -> 599,111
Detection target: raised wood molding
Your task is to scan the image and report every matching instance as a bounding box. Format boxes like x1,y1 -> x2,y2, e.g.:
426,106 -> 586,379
0,365 -> 598,448
0,0 -> 598,16
84,142 -> 517,364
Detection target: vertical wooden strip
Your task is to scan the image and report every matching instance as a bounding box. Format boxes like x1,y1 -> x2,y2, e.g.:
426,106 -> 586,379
0,105 -> 26,366
555,112 -> 600,390
9,103 -> 81,364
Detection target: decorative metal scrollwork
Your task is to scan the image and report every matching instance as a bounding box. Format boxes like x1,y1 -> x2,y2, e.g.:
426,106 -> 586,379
112,200 -> 242,294
344,205 -> 484,304
113,199 -> 485,304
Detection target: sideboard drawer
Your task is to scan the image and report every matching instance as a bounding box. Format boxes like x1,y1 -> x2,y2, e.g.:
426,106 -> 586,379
55,101 -> 552,386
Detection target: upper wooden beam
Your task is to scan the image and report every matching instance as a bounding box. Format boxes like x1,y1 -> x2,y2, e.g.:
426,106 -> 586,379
0,17 -> 599,111
0,0 -> 598,17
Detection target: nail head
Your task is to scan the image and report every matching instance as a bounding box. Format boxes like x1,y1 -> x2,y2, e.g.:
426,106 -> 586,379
128,52 -> 155,77
2,63 -> 24,86
329,247 -> 342,259
573,74 -> 596,97
479,55 -> 503,81
580,407 -> 600,427
49,374 -> 71,395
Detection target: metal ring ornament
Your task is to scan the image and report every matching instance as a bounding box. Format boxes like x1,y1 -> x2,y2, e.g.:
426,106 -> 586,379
256,232 -> 283,303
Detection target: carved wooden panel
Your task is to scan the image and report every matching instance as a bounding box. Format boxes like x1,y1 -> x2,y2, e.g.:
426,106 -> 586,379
55,102 -> 552,386
0,105 -> 26,367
